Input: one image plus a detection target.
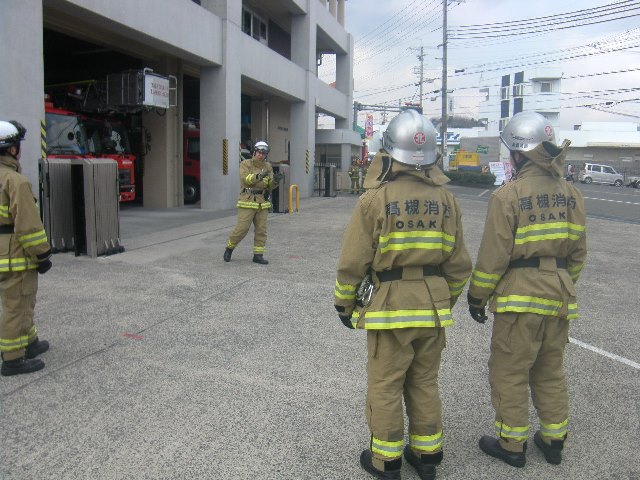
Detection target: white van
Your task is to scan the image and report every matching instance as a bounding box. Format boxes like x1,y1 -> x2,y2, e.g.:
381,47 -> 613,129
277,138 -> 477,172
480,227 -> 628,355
578,163 -> 624,187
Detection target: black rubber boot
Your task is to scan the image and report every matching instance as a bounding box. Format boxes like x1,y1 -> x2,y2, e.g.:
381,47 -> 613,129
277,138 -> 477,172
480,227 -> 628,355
1,356 -> 45,376
25,338 -> 49,359
359,450 -> 401,480
478,435 -> 526,468
403,446 -> 442,480
252,254 -> 268,265
223,248 -> 233,262
534,431 -> 563,465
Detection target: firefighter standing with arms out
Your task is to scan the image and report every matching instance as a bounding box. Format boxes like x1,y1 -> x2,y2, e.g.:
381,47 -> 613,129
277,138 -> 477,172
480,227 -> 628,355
349,159 -> 359,194
334,110 -> 472,480
224,141 -> 275,265
0,120 -> 52,377
467,111 -> 587,468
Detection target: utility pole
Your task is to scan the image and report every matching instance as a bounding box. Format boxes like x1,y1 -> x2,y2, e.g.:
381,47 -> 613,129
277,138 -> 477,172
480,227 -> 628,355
410,46 -> 426,111
441,0 -> 448,159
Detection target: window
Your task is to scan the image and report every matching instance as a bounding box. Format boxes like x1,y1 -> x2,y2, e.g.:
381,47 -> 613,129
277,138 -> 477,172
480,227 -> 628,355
242,8 -> 268,44
540,81 -> 552,93
500,86 -> 510,100
499,118 -> 509,132
603,166 -> 615,174
512,83 -> 524,97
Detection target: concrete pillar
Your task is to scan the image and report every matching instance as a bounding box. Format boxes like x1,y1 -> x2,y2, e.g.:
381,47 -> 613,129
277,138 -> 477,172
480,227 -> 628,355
200,1 -> 242,210
290,5 -> 317,197
141,57 -> 182,208
0,0 -> 44,189
329,0 -> 337,18
337,0 -> 346,26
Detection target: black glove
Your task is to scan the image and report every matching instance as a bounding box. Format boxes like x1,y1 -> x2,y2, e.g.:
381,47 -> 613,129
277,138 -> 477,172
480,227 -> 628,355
37,259 -> 52,274
339,314 -> 355,329
255,172 -> 264,181
467,293 -> 488,324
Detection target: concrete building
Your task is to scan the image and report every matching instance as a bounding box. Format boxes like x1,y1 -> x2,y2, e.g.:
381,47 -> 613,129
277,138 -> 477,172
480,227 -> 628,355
0,0 -> 360,210
561,121 -> 640,176
478,67 -> 562,136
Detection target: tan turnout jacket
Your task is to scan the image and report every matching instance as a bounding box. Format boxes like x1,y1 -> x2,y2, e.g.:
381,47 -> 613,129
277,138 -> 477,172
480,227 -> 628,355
237,157 -> 275,210
0,155 -> 51,271
334,156 -> 472,329
468,143 -> 587,319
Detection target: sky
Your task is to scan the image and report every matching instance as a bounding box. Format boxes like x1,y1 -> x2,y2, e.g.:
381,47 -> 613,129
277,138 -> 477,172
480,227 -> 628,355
318,0 -> 640,130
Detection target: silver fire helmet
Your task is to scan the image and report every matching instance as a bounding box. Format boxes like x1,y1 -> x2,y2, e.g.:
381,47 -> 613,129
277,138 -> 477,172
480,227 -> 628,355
500,111 -> 556,152
382,110 -> 437,167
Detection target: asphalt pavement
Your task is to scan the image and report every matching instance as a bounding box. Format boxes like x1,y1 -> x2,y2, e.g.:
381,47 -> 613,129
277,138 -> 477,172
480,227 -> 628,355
1,189 -> 638,480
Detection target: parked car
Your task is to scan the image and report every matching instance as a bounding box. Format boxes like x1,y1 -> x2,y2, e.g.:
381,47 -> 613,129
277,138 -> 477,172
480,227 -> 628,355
578,163 -> 624,186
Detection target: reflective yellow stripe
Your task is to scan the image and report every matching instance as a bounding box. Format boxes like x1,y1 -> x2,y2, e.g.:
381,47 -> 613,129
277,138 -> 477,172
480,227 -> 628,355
334,280 -> 356,300
364,309 -> 452,329
0,258 -> 38,271
0,326 -> 37,352
0,205 -> 9,218
515,222 -> 585,245
19,229 -> 48,248
540,419 -> 568,439
496,295 -> 563,316
568,263 -> 583,281
470,270 -> 500,289
409,432 -> 443,452
371,437 -> 403,459
253,246 -> 265,253
378,231 -> 455,254
447,278 -> 467,296
495,421 -> 529,441
236,201 -> 271,209
567,303 -> 578,320
245,174 -> 255,184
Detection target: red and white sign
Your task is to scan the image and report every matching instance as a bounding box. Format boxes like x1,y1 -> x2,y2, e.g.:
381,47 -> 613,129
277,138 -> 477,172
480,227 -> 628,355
365,114 -> 374,139
414,131 -> 426,145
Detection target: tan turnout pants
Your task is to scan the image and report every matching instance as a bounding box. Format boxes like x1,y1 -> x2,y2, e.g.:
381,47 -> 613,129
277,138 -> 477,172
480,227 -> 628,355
489,312 -> 570,452
227,207 -> 268,254
366,327 -> 445,467
0,270 -> 38,361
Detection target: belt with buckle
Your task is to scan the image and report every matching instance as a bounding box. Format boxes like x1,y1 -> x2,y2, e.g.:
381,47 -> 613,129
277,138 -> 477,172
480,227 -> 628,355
509,257 -> 567,269
376,265 -> 442,282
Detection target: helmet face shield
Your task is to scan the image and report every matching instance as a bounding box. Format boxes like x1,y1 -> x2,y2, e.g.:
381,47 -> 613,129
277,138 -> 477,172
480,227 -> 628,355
500,111 -> 556,152
253,140 -> 270,155
382,110 -> 437,167
0,120 -> 23,150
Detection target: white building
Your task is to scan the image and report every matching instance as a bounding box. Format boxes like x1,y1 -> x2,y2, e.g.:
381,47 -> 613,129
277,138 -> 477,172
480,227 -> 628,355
561,122 -> 640,175
0,0 -> 360,210
479,67 -> 562,136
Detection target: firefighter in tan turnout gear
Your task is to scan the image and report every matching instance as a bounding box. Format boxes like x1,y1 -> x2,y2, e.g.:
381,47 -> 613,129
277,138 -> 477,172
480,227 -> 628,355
334,110 -> 472,480
467,111 -> 587,468
224,141 -> 275,265
0,121 -> 52,377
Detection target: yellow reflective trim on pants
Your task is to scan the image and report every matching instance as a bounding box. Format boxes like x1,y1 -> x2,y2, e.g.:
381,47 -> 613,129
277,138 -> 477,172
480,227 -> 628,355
567,303 -> 578,320
495,295 -> 562,316
253,246 -> 265,253
0,205 -> 9,218
540,418 -> 568,438
378,231 -> 455,254
334,280 -> 356,300
470,270 -> 500,289
409,432 -> 443,452
495,421 -> 529,441
0,326 -> 37,352
364,309 -> 452,329
371,437 -> 404,459
515,221 -> 585,245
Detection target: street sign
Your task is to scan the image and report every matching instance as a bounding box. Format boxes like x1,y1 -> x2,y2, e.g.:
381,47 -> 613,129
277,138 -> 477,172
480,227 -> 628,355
476,146 -> 489,154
